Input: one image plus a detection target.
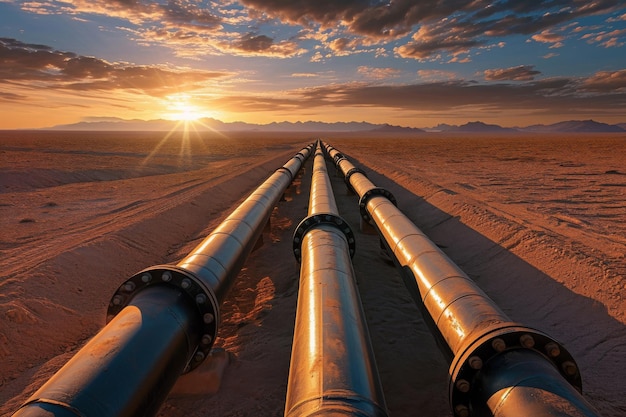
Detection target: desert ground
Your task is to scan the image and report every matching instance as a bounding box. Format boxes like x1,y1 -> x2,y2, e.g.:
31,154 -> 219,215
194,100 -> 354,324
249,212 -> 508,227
0,130 -> 624,416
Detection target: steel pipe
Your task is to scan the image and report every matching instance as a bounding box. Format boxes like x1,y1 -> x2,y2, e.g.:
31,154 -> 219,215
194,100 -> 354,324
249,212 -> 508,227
285,142 -> 387,417
322,142 -> 601,417
12,144 -> 314,417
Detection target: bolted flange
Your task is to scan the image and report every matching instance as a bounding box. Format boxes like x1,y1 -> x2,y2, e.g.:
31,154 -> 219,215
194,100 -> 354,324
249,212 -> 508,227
344,167 -> 367,191
448,325 -> 581,416
292,213 -> 356,262
332,153 -> 346,165
358,187 -> 397,223
107,265 -> 219,373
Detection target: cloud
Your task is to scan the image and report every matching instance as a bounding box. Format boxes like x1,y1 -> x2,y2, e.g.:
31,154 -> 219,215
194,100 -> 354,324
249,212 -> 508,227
581,28 -> 626,48
531,30 -> 565,44
0,90 -> 27,101
395,24 -> 481,60
391,1 -> 619,61
582,69 -> 626,92
0,38 -> 231,97
417,69 -> 458,81
13,0 -> 621,62
291,73 -> 318,78
235,0 -> 621,60
212,71 -> 626,120
357,66 -> 402,80
484,65 -> 541,81
24,0 -> 223,30
222,32 -> 306,57
607,13 -> 626,22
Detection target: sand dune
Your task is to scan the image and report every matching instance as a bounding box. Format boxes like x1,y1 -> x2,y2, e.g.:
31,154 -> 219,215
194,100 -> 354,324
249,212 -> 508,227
1,131 -> 624,416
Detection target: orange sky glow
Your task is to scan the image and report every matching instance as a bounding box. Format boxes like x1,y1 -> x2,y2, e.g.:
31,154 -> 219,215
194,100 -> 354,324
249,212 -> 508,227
1,1 -> 625,129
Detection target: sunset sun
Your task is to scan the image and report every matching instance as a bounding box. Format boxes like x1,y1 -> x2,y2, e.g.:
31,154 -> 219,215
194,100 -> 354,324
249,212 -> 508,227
166,95 -> 208,122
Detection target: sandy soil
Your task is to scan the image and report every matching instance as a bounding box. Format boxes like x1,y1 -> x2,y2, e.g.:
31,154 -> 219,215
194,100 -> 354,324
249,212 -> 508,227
1,131 -> 624,416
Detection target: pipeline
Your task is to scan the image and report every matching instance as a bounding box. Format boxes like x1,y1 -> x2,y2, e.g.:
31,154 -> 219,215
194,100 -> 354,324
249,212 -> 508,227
12,144 -> 314,417
285,142 -> 387,417
322,142 -> 601,417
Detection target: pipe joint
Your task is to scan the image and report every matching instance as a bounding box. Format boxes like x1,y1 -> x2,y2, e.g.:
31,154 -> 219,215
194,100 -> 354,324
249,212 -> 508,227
276,166 -> 295,182
358,188 -> 397,223
285,392 -> 388,417
333,153 -> 346,165
107,265 -> 219,372
344,167 -> 367,188
448,326 -> 580,416
292,213 -> 356,262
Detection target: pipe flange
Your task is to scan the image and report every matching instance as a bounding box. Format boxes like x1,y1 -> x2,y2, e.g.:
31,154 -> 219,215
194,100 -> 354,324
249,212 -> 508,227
107,265 -> 219,373
448,326 -> 581,417
358,187 -> 397,222
344,167 -> 366,189
292,213 -> 356,262
333,153 -> 346,165
276,166 -> 295,181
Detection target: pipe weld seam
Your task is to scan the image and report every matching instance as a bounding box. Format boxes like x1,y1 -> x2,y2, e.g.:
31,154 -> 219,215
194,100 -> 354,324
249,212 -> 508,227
292,213 -> 356,262
275,166 -> 294,182
15,398 -> 85,417
285,391 -> 388,417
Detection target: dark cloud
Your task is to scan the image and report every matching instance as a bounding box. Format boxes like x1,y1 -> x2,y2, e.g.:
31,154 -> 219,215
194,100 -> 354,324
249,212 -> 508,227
0,91 -> 27,101
220,32 -> 305,57
159,1 -> 223,31
396,25 -> 482,59
236,33 -> 275,52
239,0 -> 479,37
13,0 -> 624,60
73,0 -> 223,30
239,0 -> 621,58
484,65 -> 542,81
0,38 -> 231,96
214,74 -> 625,118
582,69 -> 626,91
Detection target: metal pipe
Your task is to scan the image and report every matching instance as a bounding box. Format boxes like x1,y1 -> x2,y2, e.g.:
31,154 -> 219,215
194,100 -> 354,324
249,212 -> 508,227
322,142 -> 601,417
12,144 -> 314,417
285,142 -> 387,417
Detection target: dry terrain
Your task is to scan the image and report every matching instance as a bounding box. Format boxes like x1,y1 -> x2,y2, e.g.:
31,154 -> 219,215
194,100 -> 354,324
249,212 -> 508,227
1,131 -> 624,416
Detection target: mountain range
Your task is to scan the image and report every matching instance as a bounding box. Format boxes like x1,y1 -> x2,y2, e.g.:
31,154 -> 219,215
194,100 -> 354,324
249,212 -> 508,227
43,118 -> 626,133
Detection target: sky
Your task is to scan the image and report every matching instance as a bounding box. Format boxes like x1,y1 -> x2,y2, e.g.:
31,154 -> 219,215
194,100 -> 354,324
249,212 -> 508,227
1,0 -> 625,129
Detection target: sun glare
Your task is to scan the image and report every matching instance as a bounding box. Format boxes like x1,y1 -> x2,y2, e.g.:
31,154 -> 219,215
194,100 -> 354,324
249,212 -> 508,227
165,95 -> 209,122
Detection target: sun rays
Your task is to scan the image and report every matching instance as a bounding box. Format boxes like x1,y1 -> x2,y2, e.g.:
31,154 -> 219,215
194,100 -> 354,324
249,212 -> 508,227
139,95 -> 228,168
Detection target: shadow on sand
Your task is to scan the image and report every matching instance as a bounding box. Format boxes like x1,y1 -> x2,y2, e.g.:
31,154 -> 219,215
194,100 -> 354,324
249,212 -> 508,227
332,156 -> 625,417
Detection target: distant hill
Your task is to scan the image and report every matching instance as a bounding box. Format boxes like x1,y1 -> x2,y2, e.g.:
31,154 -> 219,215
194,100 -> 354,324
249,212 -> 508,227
437,122 -> 518,133
43,117 -> 626,133
521,120 -> 625,133
45,117 -> 411,133
369,123 -> 425,133
423,123 -> 456,132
